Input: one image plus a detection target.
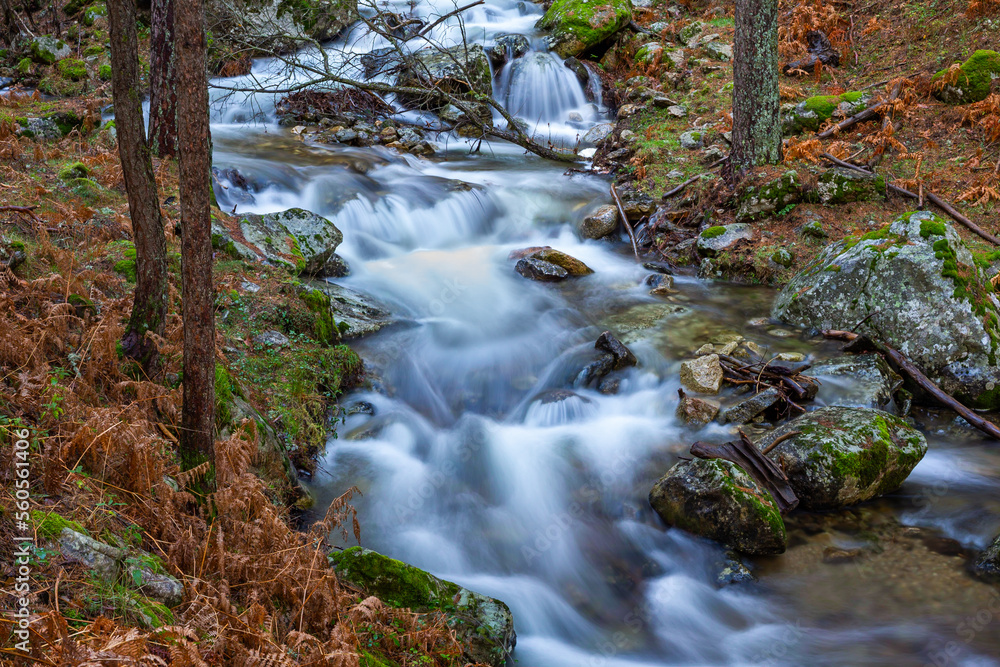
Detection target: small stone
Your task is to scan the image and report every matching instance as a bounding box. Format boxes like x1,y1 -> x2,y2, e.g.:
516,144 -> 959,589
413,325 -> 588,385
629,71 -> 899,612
515,258 -> 568,282
528,247 -> 594,275
568,111 -> 584,123
619,129 -> 636,143
716,551 -> 757,585
822,546 -> 864,564
680,130 -> 703,150
771,248 -> 794,267
704,41 -> 733,61
773,352 -> 805,362
667,169 -> 684,179
618,103 -> 641,118
645,273 -> 674,290
720,387 -> 782,424
680,354 -> 723,394
596,331 -> 638,369
800,219 -> 828,238
254,330 -> 290,347
676,393 -> 720,425
240,280 -> 261,293
667,105 -> 688,118
696,223 -> 753,257
717,340 -> 739,356
695,343 -> 715,355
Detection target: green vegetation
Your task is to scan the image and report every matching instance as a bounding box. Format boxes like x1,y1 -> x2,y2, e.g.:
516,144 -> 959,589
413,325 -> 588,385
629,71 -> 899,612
701,225 -> 727,239
31,510 -> 87,537
57,58 -> 88,81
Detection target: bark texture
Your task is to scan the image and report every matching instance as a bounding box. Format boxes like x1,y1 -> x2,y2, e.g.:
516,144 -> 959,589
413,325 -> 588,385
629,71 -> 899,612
176,0 -> 215,459
149,0 -> 178,157
107,0 -> 168,371
732,0 -> 782,175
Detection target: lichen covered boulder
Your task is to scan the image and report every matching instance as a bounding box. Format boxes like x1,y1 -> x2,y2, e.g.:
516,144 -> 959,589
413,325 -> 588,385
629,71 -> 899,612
329,547 -> 516,667
773,211 -> 1000,408
816,167 -> 886,205
735,170 -> 803,222
207,0 -> 358,55
809,354 -> 902,409
536,0 -> 632,58
396,44 -> 493,120
648,458 -> 787,555
213,208 -> 343,276
697,223 -> 753,256
29,35 -> 71,64
782,91 -> 868,135
933,50 -> 1000,105
759,406 -> 927,510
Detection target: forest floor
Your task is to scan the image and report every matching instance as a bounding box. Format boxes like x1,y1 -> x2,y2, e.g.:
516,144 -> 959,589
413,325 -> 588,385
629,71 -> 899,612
1,0 -> 999,664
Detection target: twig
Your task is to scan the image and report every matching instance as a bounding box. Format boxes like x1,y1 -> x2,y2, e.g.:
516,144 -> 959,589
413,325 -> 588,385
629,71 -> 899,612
661,158 -> 728,200
821,153 -> 1000,246
417,0 -> 484,37
816,101 -> 886,139
823,330 -> 1000,441
760,430 -> 801,456
610,184 -> 639,258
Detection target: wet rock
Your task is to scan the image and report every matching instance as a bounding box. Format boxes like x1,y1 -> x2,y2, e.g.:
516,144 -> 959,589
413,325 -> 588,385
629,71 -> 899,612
361,47 -> 402,78
649,458 -> 787,555
598,376 -> 621,394
720,387 -> 782,424
596,331 -> 637,369
536,0 -> 632,58
232,208 -> 344,276
396,43 -> 493,117
716,551 -> 757,585
736,170 -> 803,222
516,257 -> 569,282
329,547 -> 516,667
759,406 -> 928,510
318,252 -> 351,278
933,50 -> 1000,105
309,280 -> 395,339
563,56 -> 590,84
782,91 -> 868,135
973,533 -> 1000,582
579,204 -> 619,239
510,246 -> 593,276
696,223 -> 753,257
676,393 -> 720,425
817,167 -> 887,205
822,546 -> 864,564
809,354 -> 902,409
59,529 -> 183,607
773,211 -> 1000,408
489,32 -> 530,67
29,35 -> 71,64
680,354 -> 723,394
253,330 -> 290,347
618,188 -> 656,221
679,130 -> 703,149
783,30 -> 840,74
583,122 -> 614,145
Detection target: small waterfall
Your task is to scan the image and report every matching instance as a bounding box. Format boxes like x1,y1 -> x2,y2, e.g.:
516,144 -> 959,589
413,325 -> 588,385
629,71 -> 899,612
495,50 -> 595,130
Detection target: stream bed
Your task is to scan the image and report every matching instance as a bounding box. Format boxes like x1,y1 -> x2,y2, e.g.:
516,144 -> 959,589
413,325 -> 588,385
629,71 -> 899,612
206,0 -> 1000,664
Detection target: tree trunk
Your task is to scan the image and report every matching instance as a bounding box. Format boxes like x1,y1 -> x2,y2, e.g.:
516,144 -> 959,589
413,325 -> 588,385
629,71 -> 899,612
107,0 -> 168,372
731,0 -> 782,176
176,0 -> 215,461
149,0 -> 178,157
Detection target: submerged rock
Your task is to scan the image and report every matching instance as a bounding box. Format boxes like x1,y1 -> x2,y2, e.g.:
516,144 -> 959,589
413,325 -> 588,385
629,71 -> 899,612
809,354 -> 902,409
516,257 -> 569,282
649,458 -> 787,555
773,211 -> 1000,408
580,204 -> 619,239
973,533 -> 1000,582
329,547 -> 516,667
759,406 -> 927,510
536,0 -> 632,58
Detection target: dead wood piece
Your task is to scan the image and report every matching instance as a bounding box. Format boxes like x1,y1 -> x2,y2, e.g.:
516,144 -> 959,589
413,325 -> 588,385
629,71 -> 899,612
610,184 -> 639,258
823,330 -> 1000,441
690,431 -> 799,513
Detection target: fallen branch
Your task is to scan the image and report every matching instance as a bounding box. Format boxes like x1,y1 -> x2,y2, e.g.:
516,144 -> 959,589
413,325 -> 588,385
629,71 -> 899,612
610,184 -> 639,258
760,430 -> 801,456
816,101 -> 886,139
823,329 -> 1000,441
821,153 -> 1000,246
691,431 -> 799,513
660,158 -> 728,200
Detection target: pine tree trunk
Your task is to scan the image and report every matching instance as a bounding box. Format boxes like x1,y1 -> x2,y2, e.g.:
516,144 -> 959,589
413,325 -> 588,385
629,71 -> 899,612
176,0 -> 215,460
731,0 -> 782,176
149,0 -> 178,157
107,0 -> 168,371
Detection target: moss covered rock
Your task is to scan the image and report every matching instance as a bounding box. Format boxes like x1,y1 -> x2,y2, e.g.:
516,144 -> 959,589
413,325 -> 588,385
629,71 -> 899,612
536,0 -> 632,59
816,167 -> 886,205
56,58 -> 88,81
974,532 -> 1000,582
231,208 -> 343,275
773,211 -> 1000,408
206,0 -> 357,56
696,223 -> 753,257
933,50 -> 1000,105
395,43 -> 493,121
736,170 -> 803,222
29,35 -> 71,64
648,458 -> 787,555
782,91 -> 867,135
329,547 -> 516,667
758,406 -> 927,510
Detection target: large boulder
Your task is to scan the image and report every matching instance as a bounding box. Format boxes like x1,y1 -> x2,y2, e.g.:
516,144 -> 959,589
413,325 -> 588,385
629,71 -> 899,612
782,91 -> 868,135
649,458 -> 787,555
206,0 -> 357,55
329,547 -> 516,667
29,36 -> 71,64
758,406 -> 927,510
212,208 -> 343,276
535,0 -> 632,59
773,211 -> 1000,408
809,354 -> 902,409
933,50 -> 1000,105
395,44 -> 493,120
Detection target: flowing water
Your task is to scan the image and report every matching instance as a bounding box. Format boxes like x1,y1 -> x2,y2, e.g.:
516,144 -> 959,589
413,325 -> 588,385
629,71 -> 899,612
208,2 -> 1000,665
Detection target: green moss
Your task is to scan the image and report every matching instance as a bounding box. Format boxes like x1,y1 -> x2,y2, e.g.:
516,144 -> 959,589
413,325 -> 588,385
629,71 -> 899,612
933,50 -> 1000,104
15,57 -> 31,75
701,225 -> 727,239
713,461 -> 786,541
113,259 -> 136,282
536,0 -> 632,57
824,264 -> 841,272
31,510 -> 86,537
83,44 -> 104,57
919,220 -> 947,238
300,288 -> 338,345
59,161 -> 91,181
57,58 -> 88,81
329,547 -> 457,611
98,64 -> 112,81
215,364 -> 235,429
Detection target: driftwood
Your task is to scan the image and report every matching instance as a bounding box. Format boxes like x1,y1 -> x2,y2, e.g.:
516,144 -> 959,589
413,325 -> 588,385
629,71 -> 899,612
691,431 -> 799,513
610,184 -> 639,258
716,353 -> 818,416
823,329 -> 1000,441
821,153 -> 1000,246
